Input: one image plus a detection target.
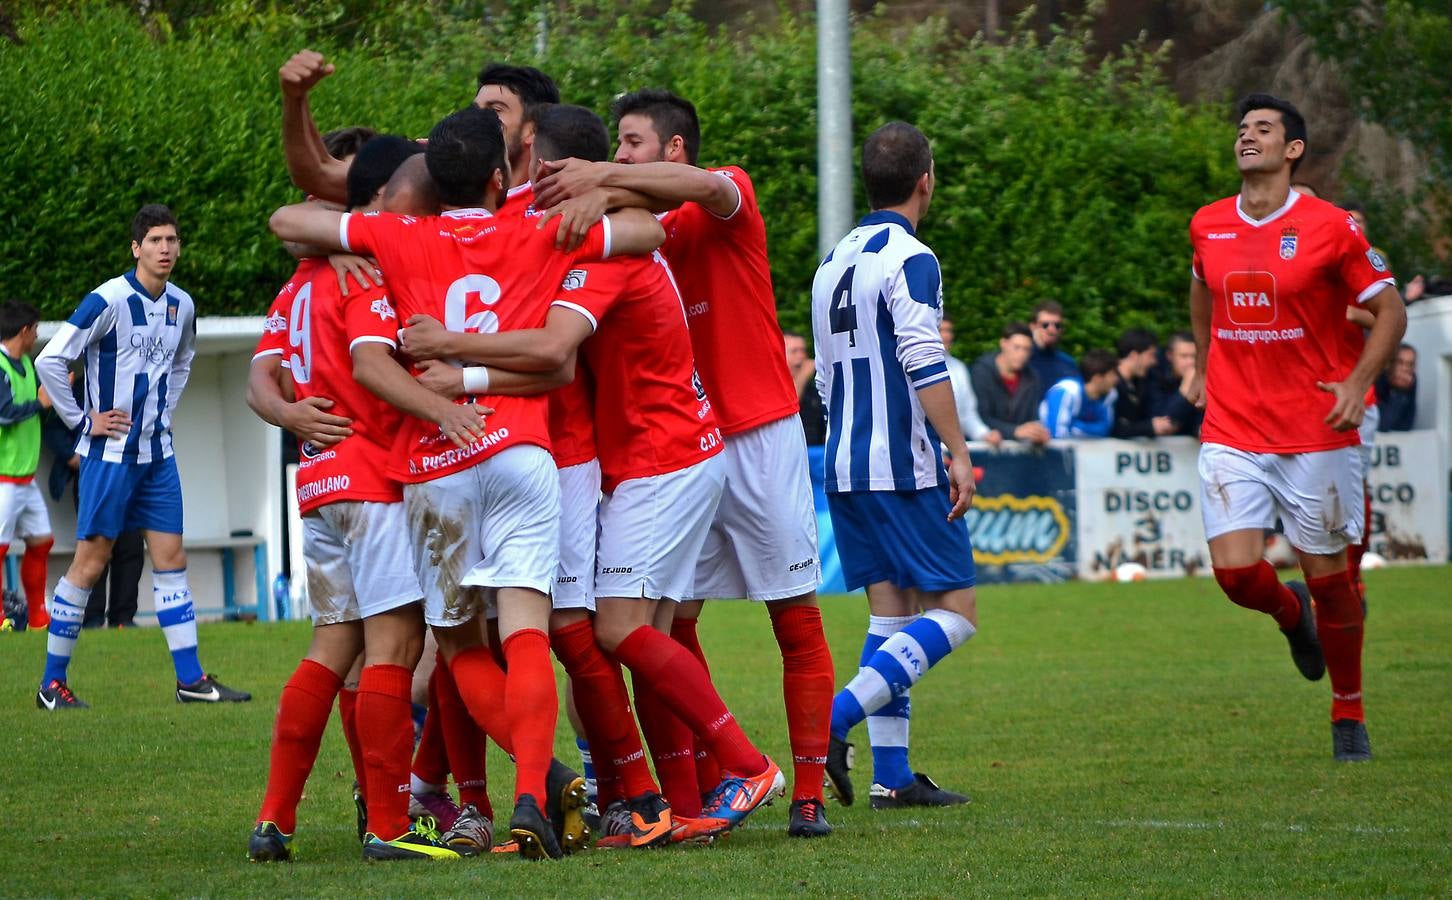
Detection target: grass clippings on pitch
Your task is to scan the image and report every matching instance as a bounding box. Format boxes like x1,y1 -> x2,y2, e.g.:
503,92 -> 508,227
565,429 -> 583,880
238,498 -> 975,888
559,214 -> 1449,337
2,566 -> 1449,897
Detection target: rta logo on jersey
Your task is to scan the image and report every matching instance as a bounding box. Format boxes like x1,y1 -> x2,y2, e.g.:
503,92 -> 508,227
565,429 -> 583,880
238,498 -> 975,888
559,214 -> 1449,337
1222,271 -> 1277,325
129,333 -> 175,365
370,298 -> 396,321
561,269 -> 588,291
1279,227 -> 1298,260
263,312 -> 287,334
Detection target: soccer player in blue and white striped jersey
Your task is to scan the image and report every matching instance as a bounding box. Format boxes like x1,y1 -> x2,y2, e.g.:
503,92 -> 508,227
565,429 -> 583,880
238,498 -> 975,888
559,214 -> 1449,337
32,204 -> 249,710
810,122 -> 978,810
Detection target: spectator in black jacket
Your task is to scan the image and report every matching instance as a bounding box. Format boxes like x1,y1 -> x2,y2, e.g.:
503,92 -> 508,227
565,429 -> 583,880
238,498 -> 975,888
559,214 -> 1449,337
970,322 -> 1049,446
1375,343 -> 1417,431
784,330 -> 826,446
1111,328 -> 1174,438
1150,331 -> 1203,437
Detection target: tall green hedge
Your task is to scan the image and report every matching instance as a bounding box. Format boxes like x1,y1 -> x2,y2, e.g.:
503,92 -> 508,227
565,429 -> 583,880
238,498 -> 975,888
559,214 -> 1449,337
0,1 -> 1237,357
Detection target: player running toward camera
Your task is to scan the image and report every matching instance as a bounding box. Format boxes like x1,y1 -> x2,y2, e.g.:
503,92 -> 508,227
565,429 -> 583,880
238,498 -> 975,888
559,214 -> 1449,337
246,136 -> 468,862
33,204 -> 251,711
1184,94 -> 1405,761
270,104 -> 666,859
532,87 -> 835,838
811,122 -> 979,810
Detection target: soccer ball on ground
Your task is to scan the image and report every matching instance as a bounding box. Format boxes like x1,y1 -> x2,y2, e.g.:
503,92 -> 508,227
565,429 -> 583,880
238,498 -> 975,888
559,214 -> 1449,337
1114,562 -> 1149,582
1360,551 -> 1387,570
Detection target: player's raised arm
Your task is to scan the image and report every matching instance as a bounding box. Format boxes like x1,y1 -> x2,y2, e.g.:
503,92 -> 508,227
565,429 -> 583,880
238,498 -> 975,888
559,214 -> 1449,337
269,203 -> 348,254
599,208 -> 665,257
535,159 -> 739,218
279,50 -> 349,205
401,305 -> 593,373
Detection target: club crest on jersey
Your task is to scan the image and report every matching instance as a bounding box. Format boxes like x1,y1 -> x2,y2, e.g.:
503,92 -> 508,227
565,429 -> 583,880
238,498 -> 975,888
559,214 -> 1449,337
1279,228 -> 1298,260
263,312 -> 287,334
370,298 -> 396,321
562,269 -> 587,291
166,297 -> 179,326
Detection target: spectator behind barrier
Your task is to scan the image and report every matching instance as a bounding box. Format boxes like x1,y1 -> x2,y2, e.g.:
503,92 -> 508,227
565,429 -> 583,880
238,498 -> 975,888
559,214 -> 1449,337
1375,342 -> 1417,431
939,317 -> 992,445
1151,331 -> 1203,437
1039,349 -> 1119,439
1111,328 -> 1174,438
1027,299 -> 1078,388
970,321 -> 1049,446
784,330 -> 826,445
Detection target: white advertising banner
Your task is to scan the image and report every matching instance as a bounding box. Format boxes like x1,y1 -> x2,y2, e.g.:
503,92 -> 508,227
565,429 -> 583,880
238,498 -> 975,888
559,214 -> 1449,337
1073,437 -> 1209,580
1364,430 -> 1448,564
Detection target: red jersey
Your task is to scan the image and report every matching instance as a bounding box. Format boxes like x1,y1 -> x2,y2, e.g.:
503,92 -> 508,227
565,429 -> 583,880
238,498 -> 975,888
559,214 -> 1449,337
658,166 -> 798,436
253,258 -> 404,513
341,207 -> 610,482
552,253 -> 722,492
548,361 -> 596,468
499,181 -> 535,218
1190,192 -> 1395,453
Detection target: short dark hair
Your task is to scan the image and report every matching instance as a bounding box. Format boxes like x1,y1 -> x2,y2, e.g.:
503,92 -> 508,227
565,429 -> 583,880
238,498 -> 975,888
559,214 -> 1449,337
610,88 -> 701,165
476,63 -> 560,117
1080,349 -> 1119,380
1116,328 -> 1157,359
1342,201 -> 1365,216
1237,93 -> 1307,174
0,300 -> 40,340
532,104 -> 610,164
346,136 -> 424,211
131,204 -> 177,243
862,122 -> 933,210
426,107 -> 507,208
1031,299 -> 1064,321
1001,321 -> 1032,341
322,126 -> 378,161
1168,330 -> 1195,349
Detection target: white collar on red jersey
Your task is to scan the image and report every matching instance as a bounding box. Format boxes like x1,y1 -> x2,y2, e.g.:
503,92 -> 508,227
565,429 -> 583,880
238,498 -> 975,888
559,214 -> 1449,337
1235,188 -> 1300,228
507,181 -> 533,198
440,207 -> 494,219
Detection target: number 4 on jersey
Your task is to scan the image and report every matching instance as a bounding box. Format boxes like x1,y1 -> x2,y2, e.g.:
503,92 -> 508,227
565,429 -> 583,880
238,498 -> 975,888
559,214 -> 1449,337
829,265 -> 858,347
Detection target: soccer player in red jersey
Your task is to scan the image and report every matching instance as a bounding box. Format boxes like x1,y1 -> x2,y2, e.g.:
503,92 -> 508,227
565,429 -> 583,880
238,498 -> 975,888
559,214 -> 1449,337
402,102 -> 785,846
1184,94 -> 1406,761
269,104 -> 665,858
532,89 -> 834,836
247,136 -> 466,861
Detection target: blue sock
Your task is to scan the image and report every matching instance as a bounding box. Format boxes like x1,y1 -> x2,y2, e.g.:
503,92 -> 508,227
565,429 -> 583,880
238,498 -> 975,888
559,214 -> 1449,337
830,609 -> 976,742
41,578 -> 89,688
154,568 -> 204,685
576,736 -> 597,807
863,615 -> 918,791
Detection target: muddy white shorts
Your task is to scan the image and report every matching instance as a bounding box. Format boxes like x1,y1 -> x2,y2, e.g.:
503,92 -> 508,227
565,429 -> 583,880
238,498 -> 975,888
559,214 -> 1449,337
403,444 -> 561,628
689,415 -> 820,601
302,501 -> 420,625
0,479 -> 51,544
1198,442 -> 1364,556
555,459 -> 600,611
596,455 -> 725,602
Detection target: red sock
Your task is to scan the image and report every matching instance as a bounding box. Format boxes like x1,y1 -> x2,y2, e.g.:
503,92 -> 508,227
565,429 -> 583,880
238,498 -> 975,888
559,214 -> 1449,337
411,669 -> 449,787
1307,571 -> 1365,722
357,664 -> 415,841
447,645 -> 514,754
21,539 -> 51,629
1214,562 -> 1300,630
337,687 -> 366,789
256,659 -> 342,834
432,653 -> 491,816
503,629 -> 556,804
614,626 -> 764,779
551,620 -> 657,800
770,604 -> 834,802
632,675 -> 703,816
669,617 -> 721,797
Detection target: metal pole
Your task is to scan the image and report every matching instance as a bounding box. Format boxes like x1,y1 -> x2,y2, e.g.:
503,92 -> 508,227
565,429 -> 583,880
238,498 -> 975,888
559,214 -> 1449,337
817,0 -> 853,256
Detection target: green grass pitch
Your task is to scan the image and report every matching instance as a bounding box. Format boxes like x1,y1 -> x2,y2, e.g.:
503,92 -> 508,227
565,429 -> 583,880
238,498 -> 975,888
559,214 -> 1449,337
2,566 -> 1449,897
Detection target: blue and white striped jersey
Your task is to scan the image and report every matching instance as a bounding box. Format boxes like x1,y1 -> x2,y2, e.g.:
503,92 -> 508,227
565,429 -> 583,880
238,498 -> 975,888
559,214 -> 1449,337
37,270 -> 197,465
1039,377 -> 1116,439
811,210 -> 949,493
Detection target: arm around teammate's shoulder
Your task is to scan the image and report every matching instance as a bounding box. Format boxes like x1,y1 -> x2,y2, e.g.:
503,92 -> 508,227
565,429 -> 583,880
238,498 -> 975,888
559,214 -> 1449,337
601,208 -> 666,257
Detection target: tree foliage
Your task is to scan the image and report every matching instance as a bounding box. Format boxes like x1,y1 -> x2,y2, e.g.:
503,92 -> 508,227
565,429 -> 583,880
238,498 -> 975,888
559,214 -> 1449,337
0,0 -> 1238,357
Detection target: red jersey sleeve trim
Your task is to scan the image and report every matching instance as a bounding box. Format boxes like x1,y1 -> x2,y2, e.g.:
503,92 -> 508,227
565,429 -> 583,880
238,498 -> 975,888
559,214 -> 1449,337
550,300 -> 599,333
1355,277 -> 1396,304
598,215 -> 613,258
338,212 -> 354,253
349,334 -> 397,353
251,348 -> 284,361
706,170 -> 744,221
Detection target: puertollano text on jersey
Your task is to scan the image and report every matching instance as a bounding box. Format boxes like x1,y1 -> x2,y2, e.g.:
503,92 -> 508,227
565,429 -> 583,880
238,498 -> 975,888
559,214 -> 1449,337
415,426 -> 511,472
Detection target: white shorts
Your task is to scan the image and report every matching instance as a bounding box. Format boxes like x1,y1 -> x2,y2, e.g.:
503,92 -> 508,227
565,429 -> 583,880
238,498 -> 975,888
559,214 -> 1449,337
1356,403 -> 1379,475
555,459 -> 600,611
1198,442 -> 1364,556
302,501 -> 420,625
403,444 -> 561,629
597,455 -> 726,602
690,416 -> 820,601
0,480 -> 51,544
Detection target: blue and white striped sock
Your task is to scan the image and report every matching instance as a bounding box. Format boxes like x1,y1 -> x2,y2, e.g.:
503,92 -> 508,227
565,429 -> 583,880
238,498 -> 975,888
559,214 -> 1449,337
862,614 -> 918,791
576,736 -> 597,808
154,568 -> 204,685
831,609 -> 976,741
41,578 -> 89,687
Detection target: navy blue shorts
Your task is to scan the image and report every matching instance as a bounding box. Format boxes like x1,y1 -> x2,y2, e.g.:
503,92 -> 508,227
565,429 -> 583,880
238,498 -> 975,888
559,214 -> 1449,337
76,456 -> 183,541
827,483 -> 976,593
